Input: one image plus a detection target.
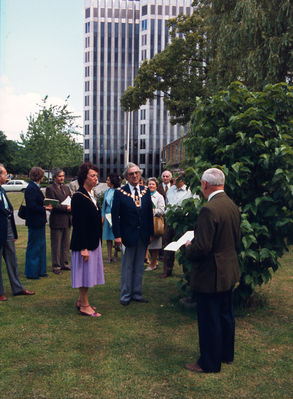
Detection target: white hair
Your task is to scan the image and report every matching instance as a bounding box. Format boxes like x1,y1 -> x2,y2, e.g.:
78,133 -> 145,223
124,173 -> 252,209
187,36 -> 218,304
0,164 -> 5,175
161,170 -> 172,178
201,168 -> 225,186
123,162 -> 142,179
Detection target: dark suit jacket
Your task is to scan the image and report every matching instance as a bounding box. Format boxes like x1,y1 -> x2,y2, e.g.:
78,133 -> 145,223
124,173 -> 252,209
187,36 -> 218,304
45,182 -> 72,229
25,181 -> 47,229
111,184 -> 154,247
70,187 -> 102,251
0,187 -> 17,247
185,192 -> 241,293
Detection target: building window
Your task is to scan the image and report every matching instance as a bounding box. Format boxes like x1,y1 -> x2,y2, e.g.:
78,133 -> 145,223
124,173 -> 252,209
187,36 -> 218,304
140,109 -> 146,120
179,7 -> 183,14
140,139 -> 146,149
85,22 -> 90,33
186,7 -> 191,15
85,110 -> 89,121
85,96 -> 89,106
85,81 -> 90,91
84,154 -> 90,162
151,5 -> 155,14
114,9 -> 119,18
172,6 -> 176,16
84,125 -> 89,135
108,9 -> 112,17
84,139 -> 89,149
94,8 -> 98,17
158,5 -> 162,15
140,154 -> 145,164
85,52 -> 90,63
85,37 -> 90,48
142,5 -> 147,16
141,34 -> 147,46
141,49 -> 147,60
100,8 -> 105,17
85,8 -> 90,18
165,6 -> 169,15
141,20 -> 147,31
140,124 -> 146,135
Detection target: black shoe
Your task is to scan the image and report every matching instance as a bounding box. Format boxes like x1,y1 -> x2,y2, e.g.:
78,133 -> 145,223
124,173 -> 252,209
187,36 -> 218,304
120,300 -> 130,306
61,265 -> 71,271
132,297 -> 149,303
52,268 -> 62,275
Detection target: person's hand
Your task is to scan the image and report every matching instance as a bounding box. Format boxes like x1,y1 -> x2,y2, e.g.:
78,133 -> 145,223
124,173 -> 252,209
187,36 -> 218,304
114,237 -> 122,246
185,240 -> 192,247
149,235 -> 153,243
81,249 -> 89,262
101,217 -> 105,224
67,205 -> 71,212
45,204 -> 53,211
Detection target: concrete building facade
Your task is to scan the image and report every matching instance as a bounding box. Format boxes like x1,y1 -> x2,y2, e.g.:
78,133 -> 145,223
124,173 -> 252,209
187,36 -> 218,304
83,0 -> 192,179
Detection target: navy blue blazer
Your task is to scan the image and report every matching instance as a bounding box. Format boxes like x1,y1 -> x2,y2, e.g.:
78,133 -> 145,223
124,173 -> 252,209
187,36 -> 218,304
111,184 -> 154,247
0,187 -> 17,247
25,181 -> 47,229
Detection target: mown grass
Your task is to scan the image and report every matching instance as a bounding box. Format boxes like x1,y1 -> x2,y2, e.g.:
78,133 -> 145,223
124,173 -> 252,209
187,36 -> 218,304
0,209 -> 292,398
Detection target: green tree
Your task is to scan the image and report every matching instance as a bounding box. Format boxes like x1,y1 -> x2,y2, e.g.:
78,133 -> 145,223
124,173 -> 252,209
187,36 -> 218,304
121,1 -> 293,124
166,82 -> 293,303
121,10 -> 208,125
20,97 -> 82,172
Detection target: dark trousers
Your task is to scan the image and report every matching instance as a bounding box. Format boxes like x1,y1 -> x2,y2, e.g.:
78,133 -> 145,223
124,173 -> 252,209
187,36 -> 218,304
0,219 -> 24,295
163,224 -> 175,275
50,227 -> 70,269
196,290 -> 235,372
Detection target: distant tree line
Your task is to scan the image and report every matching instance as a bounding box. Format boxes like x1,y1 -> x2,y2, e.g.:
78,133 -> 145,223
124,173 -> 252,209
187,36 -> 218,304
0,97 -> 83,177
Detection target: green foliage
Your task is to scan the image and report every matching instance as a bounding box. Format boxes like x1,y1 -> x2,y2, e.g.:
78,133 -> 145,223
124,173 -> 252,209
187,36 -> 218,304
121,0 -> 292,124
121,11 -> 208,125
19,97 -> 83,172
206,0 -> 293,92
168,82 -> 293,303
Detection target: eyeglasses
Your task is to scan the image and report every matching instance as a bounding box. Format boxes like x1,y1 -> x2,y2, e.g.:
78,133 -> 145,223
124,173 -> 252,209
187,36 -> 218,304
128,171 -> 140,176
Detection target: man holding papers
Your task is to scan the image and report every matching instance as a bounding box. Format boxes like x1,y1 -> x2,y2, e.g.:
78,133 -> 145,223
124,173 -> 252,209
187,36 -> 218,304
184,168 -> 241,374
45,168 -> 72,275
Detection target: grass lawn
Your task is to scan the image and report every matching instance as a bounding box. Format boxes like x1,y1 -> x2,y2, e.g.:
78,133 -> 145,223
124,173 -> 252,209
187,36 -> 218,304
0,204 -> 292,398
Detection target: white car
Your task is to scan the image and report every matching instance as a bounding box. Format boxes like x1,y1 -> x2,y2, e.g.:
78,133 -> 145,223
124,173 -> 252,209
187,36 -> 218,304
2,179 -> 28,192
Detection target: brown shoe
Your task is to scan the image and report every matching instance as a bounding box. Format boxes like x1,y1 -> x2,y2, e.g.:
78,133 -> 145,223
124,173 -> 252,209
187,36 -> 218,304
160,273 -> 171,279
184,363 -> 204,373
0,294 -> 8,301
52,267 -> 62,275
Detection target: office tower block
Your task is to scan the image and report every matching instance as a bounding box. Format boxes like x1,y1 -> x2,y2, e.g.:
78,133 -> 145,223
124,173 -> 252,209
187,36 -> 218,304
84,0 -> 192,179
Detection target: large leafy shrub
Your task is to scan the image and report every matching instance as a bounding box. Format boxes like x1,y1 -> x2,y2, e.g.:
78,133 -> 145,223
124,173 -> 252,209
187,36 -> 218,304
167,82 -> 293,304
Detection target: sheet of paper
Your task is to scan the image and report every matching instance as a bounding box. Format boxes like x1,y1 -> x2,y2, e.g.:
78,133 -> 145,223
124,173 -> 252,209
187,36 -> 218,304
61,196 -> 71,206
164,230 -> 194,252
105,213 -> 112,227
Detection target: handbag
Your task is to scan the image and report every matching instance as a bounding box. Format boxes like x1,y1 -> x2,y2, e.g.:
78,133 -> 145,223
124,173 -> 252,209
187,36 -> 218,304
18,198 -> 27,220
153,215 -> 164,237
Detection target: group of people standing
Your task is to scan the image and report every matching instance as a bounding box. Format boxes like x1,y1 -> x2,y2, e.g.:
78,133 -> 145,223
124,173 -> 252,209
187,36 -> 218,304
0,161 -> 241,374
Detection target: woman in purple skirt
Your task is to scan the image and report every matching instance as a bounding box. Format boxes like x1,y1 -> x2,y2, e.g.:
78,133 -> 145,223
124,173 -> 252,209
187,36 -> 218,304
70,162 -> 104,317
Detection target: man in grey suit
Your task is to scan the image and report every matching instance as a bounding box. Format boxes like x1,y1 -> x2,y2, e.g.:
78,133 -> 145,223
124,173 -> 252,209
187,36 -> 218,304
0,164 -> 35,300
45,168 -> 72,275
184,168 -> 241,373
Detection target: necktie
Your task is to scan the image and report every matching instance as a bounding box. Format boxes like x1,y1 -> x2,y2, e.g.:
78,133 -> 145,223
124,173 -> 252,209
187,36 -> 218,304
165,184 -> 168,193
134,187 -> 140,207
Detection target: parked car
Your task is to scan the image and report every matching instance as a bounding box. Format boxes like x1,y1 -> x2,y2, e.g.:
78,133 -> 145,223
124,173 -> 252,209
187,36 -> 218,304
2,179 -> 28,192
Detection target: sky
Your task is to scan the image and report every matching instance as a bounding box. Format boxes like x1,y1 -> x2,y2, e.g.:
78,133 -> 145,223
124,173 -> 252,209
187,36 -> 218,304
0,0 -> 84,141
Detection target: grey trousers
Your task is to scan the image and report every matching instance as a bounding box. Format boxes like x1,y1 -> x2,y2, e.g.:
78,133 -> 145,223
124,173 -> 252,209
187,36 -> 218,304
50,227 -> 70,269
0,219 -> 24,295
120,239 -> 146,302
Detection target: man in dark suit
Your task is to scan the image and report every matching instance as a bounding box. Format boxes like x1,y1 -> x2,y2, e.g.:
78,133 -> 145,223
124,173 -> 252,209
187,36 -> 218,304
46,168 -> 72,275
112,163 -> 154,306
0,164 -> 35,300
184,168 -> 241,373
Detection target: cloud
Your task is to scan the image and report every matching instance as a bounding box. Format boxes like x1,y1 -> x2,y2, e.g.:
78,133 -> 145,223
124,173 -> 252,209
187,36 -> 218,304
0,75 -> 82,141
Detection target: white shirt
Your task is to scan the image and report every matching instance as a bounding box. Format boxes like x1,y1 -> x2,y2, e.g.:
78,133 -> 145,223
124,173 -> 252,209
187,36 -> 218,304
208,189 -> 224,202
166,184 -> 192,206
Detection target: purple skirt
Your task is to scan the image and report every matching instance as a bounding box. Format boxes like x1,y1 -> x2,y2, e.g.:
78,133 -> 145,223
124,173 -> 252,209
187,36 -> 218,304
71,242 -> 105,288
